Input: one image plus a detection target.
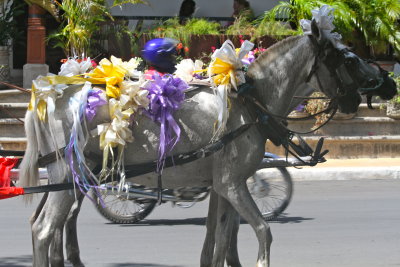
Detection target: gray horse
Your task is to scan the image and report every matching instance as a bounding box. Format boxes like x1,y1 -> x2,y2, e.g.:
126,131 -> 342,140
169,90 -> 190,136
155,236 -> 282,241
19,19 -> 395,267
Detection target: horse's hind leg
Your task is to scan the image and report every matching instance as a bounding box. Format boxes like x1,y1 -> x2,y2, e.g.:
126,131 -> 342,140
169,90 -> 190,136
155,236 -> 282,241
31,190 -> 76,267
200,190 -> 218,267
48,192 -> 85,267
65,193 -> 85,267
50,224 -> 64,267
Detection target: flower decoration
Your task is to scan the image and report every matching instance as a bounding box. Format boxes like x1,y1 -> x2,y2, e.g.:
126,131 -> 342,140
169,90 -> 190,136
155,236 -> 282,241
143,74 -> 187,173
174,59 -> 204,83
109,56 -> 142,78
85,57 -> 127,99
241,50 -> 256,65
86,88 -> 107,121
300,5 -> 342,41
58,58 -> 94,77
119,78 -> 150,112
208,39 -> 254,139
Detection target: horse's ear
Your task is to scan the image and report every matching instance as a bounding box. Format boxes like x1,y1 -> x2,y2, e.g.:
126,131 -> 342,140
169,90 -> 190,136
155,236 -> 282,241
311,19 -> 320,39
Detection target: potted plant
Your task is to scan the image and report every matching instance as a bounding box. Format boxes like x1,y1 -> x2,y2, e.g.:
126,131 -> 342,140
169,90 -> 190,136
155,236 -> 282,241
262,0 -> 400,60
0,0 -> 24,85
47,0 -> 146,58
386,75 -> 400,119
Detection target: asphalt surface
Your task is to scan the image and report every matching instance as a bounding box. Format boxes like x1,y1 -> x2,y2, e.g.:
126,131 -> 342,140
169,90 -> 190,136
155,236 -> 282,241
0,179 -> 400,267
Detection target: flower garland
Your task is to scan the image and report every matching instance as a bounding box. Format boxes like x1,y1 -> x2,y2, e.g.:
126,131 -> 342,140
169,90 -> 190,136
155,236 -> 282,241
28,55 -> 189,200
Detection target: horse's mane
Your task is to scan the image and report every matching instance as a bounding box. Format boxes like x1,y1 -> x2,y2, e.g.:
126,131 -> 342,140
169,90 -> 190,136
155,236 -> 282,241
251,35 -> 303,68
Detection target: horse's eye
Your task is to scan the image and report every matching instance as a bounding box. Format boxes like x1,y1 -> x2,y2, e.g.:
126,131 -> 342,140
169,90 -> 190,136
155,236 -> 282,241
365,79 -> 377,88
344,57 -> 357,65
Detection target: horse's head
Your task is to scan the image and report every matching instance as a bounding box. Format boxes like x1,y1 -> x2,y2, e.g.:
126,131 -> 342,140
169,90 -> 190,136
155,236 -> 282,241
306,19 -> 396,113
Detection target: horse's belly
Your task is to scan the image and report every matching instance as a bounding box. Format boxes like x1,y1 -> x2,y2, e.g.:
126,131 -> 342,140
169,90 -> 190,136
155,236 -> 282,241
123,90 -> 220,164
127,157 -> 213,188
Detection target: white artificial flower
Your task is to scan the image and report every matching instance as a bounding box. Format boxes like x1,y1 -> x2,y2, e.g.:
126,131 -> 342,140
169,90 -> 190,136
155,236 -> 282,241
58,58 -> 93,76
174,59 -> 204,83
110,56 -> 142,78
119,78 -> 149,111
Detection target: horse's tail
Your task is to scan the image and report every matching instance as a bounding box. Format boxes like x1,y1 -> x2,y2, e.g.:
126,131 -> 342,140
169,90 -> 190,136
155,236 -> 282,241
19,111 -> 40,201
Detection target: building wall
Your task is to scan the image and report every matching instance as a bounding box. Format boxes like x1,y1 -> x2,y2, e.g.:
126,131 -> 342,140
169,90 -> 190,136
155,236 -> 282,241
109,0 -> 283,18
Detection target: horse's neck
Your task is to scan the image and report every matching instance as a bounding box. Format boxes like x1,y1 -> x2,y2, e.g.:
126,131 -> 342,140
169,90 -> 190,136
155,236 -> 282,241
248,36 -> 316,116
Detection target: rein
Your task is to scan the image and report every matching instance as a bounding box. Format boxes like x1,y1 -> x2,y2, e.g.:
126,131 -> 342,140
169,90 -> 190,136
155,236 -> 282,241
242,93 -> 338,135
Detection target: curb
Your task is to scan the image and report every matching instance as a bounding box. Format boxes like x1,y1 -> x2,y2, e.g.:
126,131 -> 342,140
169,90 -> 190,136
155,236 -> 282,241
257,166 -> 400,181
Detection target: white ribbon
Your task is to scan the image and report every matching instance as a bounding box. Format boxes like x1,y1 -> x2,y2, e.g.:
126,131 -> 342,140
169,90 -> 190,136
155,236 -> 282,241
119,78 -> 150,111
208,40 -> 254,140
58,58 -> 93,77
174,59 -> 204,83
300,5 -> 342,41
110,56 -> 142,78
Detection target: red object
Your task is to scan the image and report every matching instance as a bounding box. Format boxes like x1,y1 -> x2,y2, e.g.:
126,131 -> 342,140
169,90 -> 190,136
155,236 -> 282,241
144,68 -> 165,80
0,157 -> 19,188
0,187 -> 25,200
0,157 -> 22,200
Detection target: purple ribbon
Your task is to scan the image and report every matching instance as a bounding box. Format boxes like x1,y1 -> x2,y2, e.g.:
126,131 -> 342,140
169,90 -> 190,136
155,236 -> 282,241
144,74 -> 187,173
241,50 -> 256,65
85,89 -> 107,121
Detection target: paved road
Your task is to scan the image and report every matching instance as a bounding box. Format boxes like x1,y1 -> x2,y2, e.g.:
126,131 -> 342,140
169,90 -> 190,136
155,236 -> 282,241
0,179 -> 399,267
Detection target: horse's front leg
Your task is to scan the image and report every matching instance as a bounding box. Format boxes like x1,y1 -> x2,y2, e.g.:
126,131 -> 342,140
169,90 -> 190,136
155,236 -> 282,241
200,190 -> 242,267
215,181 -> 272,267
31,190 -> 76,267
211,196 -> 238,267
50,226 -> 64,267
226,210 -> 242,267
200,189 -> 218,267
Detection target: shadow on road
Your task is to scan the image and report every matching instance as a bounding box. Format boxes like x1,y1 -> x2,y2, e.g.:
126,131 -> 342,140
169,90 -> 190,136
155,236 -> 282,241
118,217 -> 207,226
0,256 -> 184,267
268,214 -> 314,224
116,214 -> 314,227
0,255 -> 32,267
105,264 -> 183,267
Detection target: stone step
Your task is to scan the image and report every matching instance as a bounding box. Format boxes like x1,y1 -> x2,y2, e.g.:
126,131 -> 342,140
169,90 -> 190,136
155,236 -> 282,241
354,103 -> 387,117
0,137 -> 26,151
2,135 -> 399,159
288,116 -> 400,136
0,118 -> 25,138
0,89 -> 31,103
266,135 -> 400,159
0,103 -> 28,118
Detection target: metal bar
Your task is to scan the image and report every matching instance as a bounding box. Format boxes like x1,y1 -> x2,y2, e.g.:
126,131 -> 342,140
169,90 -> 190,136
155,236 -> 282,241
99,185 -> 183,202
259,156 -> 315,168
9,156 -> 317,182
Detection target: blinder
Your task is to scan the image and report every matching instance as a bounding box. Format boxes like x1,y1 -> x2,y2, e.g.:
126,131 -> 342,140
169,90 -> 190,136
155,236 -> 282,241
307,35 -> 362,113
314,38 -> 397,110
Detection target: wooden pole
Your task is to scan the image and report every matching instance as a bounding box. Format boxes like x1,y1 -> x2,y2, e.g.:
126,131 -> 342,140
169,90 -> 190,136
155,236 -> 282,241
26,4 -> 46,64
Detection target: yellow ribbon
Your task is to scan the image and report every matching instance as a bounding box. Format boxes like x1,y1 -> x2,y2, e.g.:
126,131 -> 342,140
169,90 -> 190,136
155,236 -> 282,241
86,58 -> 127,99
28,83 -> 47,121
209,58 -> 236,87
44,58 -> 127,99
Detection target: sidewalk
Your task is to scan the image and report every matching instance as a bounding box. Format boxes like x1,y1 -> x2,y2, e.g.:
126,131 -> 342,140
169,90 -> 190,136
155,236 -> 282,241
258,158 -> 400,181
